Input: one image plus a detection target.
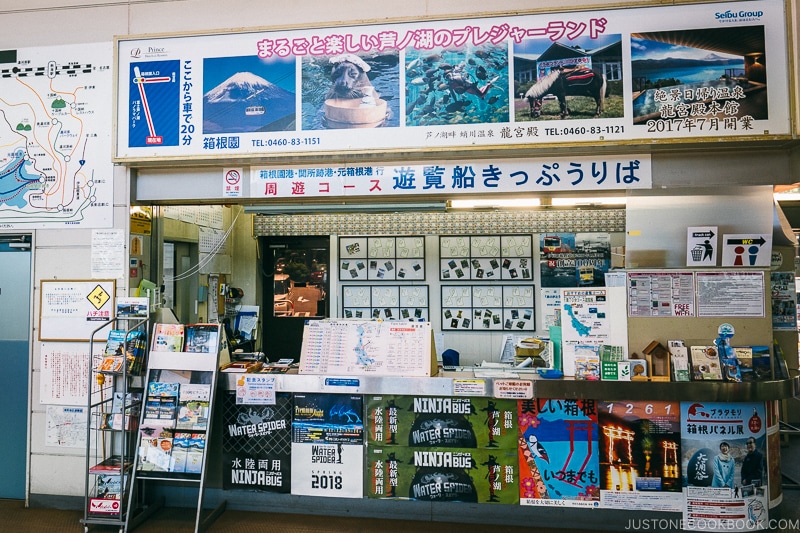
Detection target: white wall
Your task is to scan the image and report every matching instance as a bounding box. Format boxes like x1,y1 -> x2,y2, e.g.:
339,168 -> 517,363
1,0 -> 797,501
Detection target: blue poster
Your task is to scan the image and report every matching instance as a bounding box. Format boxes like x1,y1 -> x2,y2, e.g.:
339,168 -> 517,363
128,60 -> 180,147
518,398 -> 600,508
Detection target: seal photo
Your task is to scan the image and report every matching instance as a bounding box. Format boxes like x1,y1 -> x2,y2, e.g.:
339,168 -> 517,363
324,54 -> 387,128
327,53 -> 375,99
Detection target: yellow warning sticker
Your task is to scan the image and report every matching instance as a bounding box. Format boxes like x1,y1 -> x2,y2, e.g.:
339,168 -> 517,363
87,285 -> 110,310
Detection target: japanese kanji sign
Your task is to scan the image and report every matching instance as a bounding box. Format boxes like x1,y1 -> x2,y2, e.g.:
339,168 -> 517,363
114,0 -> 789,162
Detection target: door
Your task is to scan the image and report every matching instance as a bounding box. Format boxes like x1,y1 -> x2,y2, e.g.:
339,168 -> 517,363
163,241 -> 199,323
259,236 -> 329,361
0,235 -> 32,499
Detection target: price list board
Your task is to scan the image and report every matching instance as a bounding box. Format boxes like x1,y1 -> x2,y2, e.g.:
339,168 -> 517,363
298,320 -> 434,377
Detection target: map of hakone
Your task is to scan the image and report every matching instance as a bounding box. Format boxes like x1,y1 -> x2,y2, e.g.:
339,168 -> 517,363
564,303 -> 593,336
0,43 -> 113,228
353,323 -> 377,368
128,61 -> 180,147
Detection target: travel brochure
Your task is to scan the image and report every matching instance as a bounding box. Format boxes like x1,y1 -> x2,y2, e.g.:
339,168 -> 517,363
138,381 -> 211,474
151,323 -> 220,353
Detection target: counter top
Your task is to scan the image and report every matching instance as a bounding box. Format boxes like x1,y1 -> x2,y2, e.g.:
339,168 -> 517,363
220,369 -> 799,402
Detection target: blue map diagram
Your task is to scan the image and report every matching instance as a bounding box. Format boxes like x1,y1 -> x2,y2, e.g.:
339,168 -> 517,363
128,60 -> 180,148
0,43 -> 113,228
353,323 -> 377,368
563,303 -> 593,336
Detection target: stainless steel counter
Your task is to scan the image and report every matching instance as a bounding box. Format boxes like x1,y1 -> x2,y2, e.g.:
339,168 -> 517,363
220,369 -> 799,402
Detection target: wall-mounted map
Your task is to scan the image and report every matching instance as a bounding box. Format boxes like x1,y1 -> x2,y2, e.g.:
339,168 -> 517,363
0,43 -> 113,228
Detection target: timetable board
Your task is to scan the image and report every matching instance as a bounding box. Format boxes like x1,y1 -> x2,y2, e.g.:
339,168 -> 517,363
298,320 -> 436,377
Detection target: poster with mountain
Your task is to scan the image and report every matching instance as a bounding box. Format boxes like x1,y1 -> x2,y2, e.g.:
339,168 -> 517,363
203,55 -> 296,134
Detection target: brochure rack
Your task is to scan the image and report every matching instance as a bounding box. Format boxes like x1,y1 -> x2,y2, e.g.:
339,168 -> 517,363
81,316 -> 149,533
124,323 -> 225,533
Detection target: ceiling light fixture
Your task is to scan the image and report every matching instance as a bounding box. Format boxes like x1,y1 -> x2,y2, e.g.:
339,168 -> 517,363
448,198 -> 541,209
244,202 -> 448,215
550,196 -> 627,207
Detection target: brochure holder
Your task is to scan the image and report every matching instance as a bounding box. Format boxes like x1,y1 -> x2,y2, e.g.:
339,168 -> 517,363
124,323 -> 226,533
81,314 -> 149,533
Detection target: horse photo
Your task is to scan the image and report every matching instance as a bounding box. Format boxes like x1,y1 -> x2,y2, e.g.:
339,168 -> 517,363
524,66 -> 608,119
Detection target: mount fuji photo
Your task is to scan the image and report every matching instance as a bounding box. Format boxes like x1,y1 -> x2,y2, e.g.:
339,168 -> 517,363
203,56 -> 296,133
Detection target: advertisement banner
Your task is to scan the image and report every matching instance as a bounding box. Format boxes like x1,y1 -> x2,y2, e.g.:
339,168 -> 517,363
221,391 -> 292,492
680,401 -> 768,531
290,393 -> 365,498
598,400 -> 683,511
366,445 -> 519,503
518,398 -> 601,508
366,395 -> 518,449
115,0 -> 789,162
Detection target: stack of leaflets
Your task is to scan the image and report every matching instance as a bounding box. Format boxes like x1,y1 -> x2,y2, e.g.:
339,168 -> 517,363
98,329 -> 147,375
109,391 -> 142,430
139,382 -> 180,472
138,381 -> 209,474
689,346 -> 723,380
176,384 -> 210,431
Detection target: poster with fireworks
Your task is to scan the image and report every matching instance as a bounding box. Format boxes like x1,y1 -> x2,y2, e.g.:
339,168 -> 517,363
366,445 -> 519,504
681,401 -> 768,532
291,393 -> 364,498
518,398 -> 600,508
366,395 -> 518,450
221,391 -> 292,492
598,400 -> 682,511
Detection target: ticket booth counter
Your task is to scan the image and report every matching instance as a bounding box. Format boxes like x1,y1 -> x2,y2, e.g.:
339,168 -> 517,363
213,370 -> 799,531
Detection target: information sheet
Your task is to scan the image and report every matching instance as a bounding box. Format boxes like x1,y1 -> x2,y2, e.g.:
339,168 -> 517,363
627,271 -> 695,317
299,320 -> 433,376
696,272 -> 765,318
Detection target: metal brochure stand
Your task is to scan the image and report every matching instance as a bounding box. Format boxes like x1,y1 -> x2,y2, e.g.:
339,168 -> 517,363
125,323 -> 226,533
82,316 -> 149,533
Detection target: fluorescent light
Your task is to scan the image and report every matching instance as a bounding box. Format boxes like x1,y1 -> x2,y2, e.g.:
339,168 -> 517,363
244,202 -> 447,214
550,196 -> 626,206
448,198 -> 541,209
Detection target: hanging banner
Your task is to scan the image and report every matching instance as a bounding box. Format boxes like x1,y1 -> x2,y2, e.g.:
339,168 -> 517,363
250,155 -> 651,199
114,0 -> 789,162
